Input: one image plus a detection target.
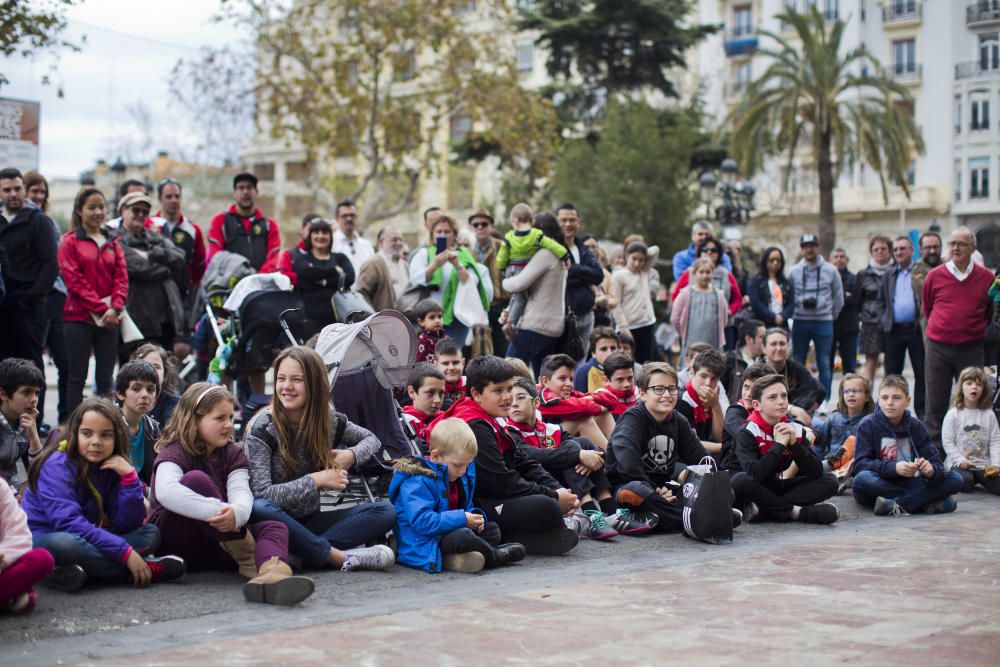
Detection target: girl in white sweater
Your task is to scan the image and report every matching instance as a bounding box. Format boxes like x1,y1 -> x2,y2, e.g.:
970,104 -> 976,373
942,367 -> 1000,495
611,242 -> 660,363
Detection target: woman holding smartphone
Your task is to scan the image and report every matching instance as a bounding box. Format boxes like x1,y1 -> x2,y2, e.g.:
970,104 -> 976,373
408,213 -> 492,343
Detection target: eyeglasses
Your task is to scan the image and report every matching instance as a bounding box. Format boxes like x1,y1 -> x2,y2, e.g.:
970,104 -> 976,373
647,385 -> 679,396
948,241 -> 972,249
843,388 -> 865,395
768,257 -> 782,264
702,248 -> 721,254
471,221 -> 490,229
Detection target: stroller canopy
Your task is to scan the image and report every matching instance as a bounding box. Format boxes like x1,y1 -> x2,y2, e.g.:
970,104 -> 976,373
315,309 -> 415,390
223,273 -> 291,312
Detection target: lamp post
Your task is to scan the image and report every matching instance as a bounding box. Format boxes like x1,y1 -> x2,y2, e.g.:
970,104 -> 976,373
699,158 -> 755,238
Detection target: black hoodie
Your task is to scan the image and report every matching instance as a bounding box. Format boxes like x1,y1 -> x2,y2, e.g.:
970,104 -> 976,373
606,402 -> 708,489
0,206 -> 59,307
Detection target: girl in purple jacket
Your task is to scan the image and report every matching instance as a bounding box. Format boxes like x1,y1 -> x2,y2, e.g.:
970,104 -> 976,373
22,397 -> 186,592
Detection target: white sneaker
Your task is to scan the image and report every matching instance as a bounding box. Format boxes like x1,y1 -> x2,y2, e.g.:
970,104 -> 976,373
342,544 -> 395,572
563,511 -> 589,536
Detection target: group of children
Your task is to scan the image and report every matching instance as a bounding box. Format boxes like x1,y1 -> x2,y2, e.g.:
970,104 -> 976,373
1,317 -> 997,612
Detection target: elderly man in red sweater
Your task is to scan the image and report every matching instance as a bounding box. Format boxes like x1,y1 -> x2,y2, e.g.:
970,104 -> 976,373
922,227 -> 994,451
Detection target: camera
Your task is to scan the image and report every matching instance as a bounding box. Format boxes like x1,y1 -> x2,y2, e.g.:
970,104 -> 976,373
803,297 -> 817,309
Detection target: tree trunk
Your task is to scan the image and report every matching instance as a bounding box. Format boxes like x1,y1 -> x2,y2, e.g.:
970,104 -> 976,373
817,130 -> 836,256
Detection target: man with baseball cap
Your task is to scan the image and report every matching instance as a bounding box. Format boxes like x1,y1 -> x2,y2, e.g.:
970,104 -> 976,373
787,233 -> 844,403
206,171 -> 281,272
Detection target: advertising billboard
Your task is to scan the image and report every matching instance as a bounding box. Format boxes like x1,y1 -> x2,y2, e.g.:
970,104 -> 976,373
0,97 -> 40,172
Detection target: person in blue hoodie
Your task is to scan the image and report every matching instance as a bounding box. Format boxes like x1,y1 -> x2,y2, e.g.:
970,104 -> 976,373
851,375 -> 964,516
389,417 -> 526,573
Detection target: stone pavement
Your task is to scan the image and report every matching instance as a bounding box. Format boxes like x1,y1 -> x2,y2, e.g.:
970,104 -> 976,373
4,493 -> 998,666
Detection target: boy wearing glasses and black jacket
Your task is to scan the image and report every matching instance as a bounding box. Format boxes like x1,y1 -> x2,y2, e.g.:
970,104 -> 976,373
606,362 -> 741,532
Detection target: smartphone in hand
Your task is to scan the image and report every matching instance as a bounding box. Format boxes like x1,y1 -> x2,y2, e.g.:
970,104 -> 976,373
436,236 -> 448,254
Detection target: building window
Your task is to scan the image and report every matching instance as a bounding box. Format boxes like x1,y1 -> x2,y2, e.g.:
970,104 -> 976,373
732,5 -> 753,36
252,163 -> 275,181
450,113 -> 472,143
971,92 -> 991,131
516,42 -> 534,73
893,39 -> 915,75
955,160 -> 962,202
955,95 -> 962,135
731,60 -> 752,95
971,157 -> 990,199
892,0 -> 915,14
981,34 -> 1000,72
906,161 -> 915,186
823,0 -> 839,20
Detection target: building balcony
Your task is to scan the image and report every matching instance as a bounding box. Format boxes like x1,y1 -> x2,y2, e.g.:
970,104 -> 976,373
967,2 -> 1000,28
723,29 -> 759,57
891,63 -> 922,84
955,61 -> 1000,79
882,2 -> 921,26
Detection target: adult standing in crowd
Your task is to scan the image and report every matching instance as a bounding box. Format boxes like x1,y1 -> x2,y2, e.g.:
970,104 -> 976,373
115,192 -> 187,361
207,172 -> 281,273
877,236 -> 924,418
923,227 -> 994,449
59,188 -> 128,413
747,246 -> 794,330
912,231 -> 943,320
557,203 -> 604,358
354,225 -> 408,312
468,210 -> 508,357
502,212 -> 568,374
829,247 -> 859,375
0,168 -> 59,426
276,218 -> 354,328
671,220 -> 732,281
583,235 -> 616,328
331,200 -> 374,272
856,235 -> 893,383
151,178 -> 206,359
105,179 -> 148,230
24,171 -> 71,425
788,234 -> 843,400
408,212 -> 492,344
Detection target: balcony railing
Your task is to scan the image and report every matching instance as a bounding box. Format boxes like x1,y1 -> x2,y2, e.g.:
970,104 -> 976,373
882,2 -> 921,24
891,63 -> 922,82
968,2 -> 1000,27
955,61 -> 1000,79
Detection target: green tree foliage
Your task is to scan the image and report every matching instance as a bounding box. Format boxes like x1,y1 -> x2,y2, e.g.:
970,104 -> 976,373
0,0 -> 82,94
729,7 -> 924,254
518,0 -> 716,126
552,100 -> 699,253
176,0 -> 558,223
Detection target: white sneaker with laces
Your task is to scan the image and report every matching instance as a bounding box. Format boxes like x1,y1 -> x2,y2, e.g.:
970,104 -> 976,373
342,544 -> 395,572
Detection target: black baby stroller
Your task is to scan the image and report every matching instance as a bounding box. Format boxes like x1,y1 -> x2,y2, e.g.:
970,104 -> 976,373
315,309 -> 422,499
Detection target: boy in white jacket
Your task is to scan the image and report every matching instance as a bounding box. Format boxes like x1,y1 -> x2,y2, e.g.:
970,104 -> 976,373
0,478 -> 54,613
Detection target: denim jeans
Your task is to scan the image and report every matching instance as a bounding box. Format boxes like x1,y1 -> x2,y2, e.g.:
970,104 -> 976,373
851,470 -> 965,514
574,311 -> 595,363
251,498 -> 396,568
32,523 -> 160,584
792,318 -> 834,399
506,328 -> 561,377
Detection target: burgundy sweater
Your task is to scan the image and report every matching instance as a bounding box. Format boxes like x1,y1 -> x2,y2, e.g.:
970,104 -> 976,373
922,263 -> 994,345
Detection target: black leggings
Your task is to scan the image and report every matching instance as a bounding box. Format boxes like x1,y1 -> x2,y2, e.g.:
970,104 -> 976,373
731,472 -> 838,521
440,524 -> 503,566
478,494 -> 564,541
65,321 -> 119,415
630,324 -> 655,364
957,468 -> 1000,496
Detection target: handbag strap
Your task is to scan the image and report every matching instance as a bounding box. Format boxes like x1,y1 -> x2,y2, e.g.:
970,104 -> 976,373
699,455 -> 717,471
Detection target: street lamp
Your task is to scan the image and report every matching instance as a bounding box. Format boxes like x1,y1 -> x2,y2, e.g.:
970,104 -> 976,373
699,157 -> 755,232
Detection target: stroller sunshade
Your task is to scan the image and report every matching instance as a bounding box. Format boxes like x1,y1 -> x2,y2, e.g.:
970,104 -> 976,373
315,309 -> 416,390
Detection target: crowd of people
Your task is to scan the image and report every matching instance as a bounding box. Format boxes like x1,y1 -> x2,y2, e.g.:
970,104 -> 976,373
0,165 -> 998,615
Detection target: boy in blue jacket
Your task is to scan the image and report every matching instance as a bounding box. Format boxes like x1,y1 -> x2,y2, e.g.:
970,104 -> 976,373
851,375 -> 964,516
388,418 -> 526,573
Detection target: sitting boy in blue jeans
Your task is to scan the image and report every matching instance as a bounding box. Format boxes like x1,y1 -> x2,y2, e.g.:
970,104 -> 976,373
388,418 -> 526,573
851,374 -> 964,516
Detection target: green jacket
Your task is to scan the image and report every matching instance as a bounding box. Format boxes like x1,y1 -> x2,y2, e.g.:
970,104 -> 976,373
497,228 -> 568,270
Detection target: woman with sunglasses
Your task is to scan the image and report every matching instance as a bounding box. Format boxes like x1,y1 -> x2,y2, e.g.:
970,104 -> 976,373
747,246 -> 795,330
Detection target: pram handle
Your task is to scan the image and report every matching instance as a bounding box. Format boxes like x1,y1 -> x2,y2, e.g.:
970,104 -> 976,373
278,308 -> 302,347
207,304 -> 225,346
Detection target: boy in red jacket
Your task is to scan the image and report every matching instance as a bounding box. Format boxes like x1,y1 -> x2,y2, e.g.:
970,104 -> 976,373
589,353 -> 639,419
537,354 -> 614,448
403,363 -> 445,450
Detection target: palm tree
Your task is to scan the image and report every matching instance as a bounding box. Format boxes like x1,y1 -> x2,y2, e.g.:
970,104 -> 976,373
729,7 -> 924,254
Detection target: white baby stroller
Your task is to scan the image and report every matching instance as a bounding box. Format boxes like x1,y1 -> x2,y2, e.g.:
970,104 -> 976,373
315,310 -> 423,500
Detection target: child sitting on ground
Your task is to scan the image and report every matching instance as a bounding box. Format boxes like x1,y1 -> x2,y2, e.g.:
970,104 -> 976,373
497,203 -> 569,338
414,299 -> 446,364
114,361 -> 162,486
814,374 -> 873,491
389,418 -> 526,573
727,374 -> 839,524
537,354 -> 615,448
606,362 -> 738,532
436,338 -> 467,410
131,343 -> 181,428
675,342 -> 728,413
573,327 -> 620,393
0,477 -> 54,613
722,363 -> 771,454
22,397 -> 186,592
851,375 -> 964,516
0,359 -> 44,489
942,366 -> 1000,495
504,378 -> 650,539
404,363 -> 446,449
676,349 -> 727,455
590,352 -> 640,419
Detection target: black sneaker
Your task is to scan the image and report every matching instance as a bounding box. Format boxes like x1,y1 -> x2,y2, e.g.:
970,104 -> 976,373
145,555 -> 187,582
43,564 -> 87,592
513,527 -> 579,556
798,502 -> 840,525
492,543 -> 527,567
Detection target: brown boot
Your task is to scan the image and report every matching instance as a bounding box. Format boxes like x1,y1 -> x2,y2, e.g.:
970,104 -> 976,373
243,557 -> 315,606
219,532 -> 258,579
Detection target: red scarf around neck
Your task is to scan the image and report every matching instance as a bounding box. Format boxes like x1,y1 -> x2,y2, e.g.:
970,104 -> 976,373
684,382 -> 712,426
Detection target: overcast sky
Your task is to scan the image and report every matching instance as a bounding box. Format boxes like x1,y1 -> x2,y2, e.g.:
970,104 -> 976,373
3,0 -> 239,179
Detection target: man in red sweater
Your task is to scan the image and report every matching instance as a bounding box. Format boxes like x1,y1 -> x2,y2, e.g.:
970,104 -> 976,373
922,227 -> 994,450
207,172 -> 281,273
